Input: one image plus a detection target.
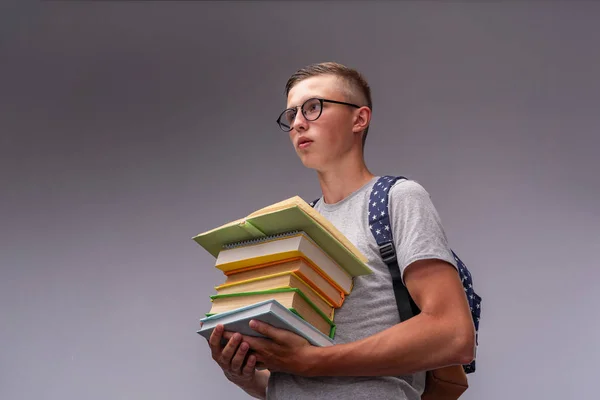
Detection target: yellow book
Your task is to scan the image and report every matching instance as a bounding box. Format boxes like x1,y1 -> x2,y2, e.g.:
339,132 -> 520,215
215,231 -> 354,295
215,271 -> 335,320
222,258 -> 345,308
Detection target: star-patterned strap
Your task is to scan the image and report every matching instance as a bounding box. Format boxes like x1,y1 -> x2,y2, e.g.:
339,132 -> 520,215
368,176 -> 420,322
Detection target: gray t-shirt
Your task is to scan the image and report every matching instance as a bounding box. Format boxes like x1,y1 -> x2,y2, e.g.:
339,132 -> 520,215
266,176 -> 458,400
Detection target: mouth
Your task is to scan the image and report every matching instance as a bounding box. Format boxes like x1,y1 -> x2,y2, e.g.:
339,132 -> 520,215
297,137 -> 313,149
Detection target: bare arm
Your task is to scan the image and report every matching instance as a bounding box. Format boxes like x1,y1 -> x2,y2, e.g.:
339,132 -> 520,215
304,258 -> 476,376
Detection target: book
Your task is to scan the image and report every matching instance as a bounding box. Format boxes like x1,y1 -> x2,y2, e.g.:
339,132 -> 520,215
215,270 -> 335,320
215,231 -> 353,295
197,299 -> 334,347
192,196 -> 371,278
207,288 -> 336,338
221,258 -> 345,308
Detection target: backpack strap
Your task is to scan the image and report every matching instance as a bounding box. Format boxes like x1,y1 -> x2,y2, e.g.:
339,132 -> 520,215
368,175 -> 420,321
310,176 -> 480,374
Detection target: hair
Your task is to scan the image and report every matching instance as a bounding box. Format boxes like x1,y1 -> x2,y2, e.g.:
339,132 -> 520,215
284,61 -> 372,150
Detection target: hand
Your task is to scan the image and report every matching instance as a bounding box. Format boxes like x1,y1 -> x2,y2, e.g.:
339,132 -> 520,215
222,319 -> 318,376
208,324 -> 258,387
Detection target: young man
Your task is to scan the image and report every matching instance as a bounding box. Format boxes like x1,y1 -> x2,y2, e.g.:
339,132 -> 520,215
207,62 -> 475,399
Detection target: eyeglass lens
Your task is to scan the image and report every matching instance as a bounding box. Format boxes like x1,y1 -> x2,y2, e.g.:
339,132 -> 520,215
279,98 -> 322,131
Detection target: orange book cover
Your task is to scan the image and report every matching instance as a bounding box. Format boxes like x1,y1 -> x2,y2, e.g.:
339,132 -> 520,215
223,257 -> 346,308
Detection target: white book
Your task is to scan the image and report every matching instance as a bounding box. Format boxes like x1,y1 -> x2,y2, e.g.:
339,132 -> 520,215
197,299 -> 334,347
216,231 -> 353,294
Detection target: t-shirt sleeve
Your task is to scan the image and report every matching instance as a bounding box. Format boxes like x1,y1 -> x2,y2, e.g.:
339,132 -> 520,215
388,179 -> 458,283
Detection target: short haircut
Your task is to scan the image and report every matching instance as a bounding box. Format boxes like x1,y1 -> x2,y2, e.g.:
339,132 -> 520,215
284,61 -> 372,149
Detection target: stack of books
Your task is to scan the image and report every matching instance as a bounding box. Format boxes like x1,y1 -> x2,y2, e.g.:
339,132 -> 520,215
193,196 -> 372,347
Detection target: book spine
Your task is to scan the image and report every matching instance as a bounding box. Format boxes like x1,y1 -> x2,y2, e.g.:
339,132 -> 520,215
239,220 -> 267,238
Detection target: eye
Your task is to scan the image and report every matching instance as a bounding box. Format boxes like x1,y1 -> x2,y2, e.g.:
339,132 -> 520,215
303,99 -> 321,115
284,109 -> 297,124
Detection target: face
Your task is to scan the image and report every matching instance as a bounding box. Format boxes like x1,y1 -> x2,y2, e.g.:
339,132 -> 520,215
282,75 -> 368,171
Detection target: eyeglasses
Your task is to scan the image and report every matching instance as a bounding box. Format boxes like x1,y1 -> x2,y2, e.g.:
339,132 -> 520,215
276,97 -> 361,132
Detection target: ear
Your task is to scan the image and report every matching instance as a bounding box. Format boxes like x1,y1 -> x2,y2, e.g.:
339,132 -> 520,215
352,106 -> 371,134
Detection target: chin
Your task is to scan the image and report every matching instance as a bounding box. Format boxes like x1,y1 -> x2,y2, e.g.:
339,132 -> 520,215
298,153 -> 327,171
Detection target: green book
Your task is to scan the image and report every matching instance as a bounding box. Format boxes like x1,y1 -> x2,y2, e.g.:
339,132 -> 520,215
206,287 -> 337,339
193,196 -> 372,278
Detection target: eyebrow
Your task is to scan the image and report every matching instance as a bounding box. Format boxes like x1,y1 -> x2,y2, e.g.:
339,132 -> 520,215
286,96 -> 318,109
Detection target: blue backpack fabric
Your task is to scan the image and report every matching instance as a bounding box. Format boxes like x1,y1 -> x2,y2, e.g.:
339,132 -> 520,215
310,175 -> 481,374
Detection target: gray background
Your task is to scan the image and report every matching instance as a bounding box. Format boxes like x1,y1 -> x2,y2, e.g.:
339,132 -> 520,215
1,1 -> 599,399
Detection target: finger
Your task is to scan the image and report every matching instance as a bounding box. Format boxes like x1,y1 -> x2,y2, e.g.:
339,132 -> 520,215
208,325 -> 225,359
249,319 -> 287,343
242,354 -> 257,376
230,341 -> 250,372
223,331 -> 271,352
219,332 -> 242,365
255,361 -> 267,371
251,319 -> 311,347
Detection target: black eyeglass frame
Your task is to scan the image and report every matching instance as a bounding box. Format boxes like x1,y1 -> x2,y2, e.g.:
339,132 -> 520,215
276,97 -> 362,132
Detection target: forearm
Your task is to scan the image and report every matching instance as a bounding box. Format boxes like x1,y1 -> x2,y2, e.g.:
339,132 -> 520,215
307,312 -> 474,377
238,369 -> 270,399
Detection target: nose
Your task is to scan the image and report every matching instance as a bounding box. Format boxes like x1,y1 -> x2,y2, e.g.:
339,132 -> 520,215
290,109 -> 308,132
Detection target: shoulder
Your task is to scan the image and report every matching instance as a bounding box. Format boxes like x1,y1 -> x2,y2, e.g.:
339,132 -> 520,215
388,178 -> 431,203
386,178 -> 443,219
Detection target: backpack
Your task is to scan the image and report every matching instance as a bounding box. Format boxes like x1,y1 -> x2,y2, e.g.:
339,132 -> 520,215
310,175 -> 481,400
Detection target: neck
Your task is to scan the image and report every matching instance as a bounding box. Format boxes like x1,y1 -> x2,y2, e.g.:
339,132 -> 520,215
316,153 -> 375,204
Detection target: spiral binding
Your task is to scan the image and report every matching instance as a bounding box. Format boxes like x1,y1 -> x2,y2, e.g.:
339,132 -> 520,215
222,230 -> 303,250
